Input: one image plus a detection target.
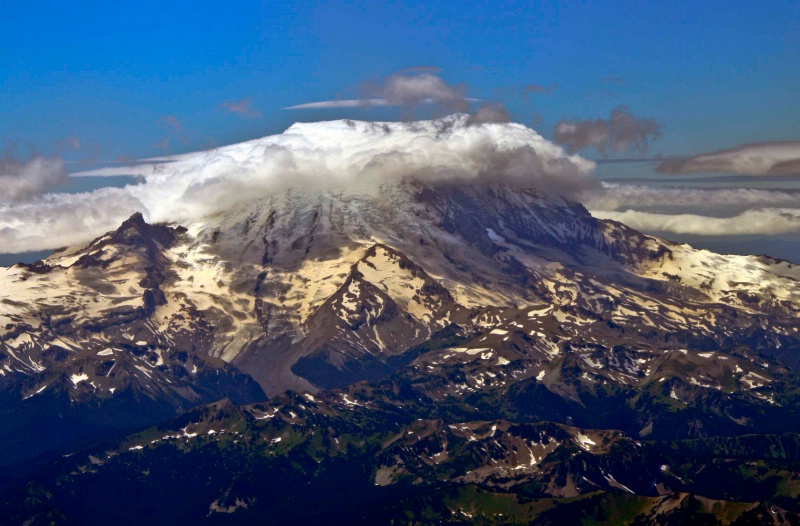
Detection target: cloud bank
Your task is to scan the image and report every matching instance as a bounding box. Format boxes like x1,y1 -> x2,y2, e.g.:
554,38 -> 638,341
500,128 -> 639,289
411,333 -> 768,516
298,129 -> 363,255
554,106 -> 661,155
586,182 -> 800,237
0,115 -> 595,253
592,208 -> 800,236
587,183 -> 800,215
0,156 -> 69,202
656,141 -> 800,176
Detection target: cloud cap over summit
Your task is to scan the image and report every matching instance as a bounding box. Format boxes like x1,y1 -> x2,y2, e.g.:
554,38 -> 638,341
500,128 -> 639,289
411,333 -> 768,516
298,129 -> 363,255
0,116 -> 596,253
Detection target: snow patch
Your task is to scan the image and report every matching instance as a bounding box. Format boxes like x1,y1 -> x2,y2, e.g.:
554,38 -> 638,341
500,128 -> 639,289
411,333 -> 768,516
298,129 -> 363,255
70,372 -> 89,388
574,433 -> 596,450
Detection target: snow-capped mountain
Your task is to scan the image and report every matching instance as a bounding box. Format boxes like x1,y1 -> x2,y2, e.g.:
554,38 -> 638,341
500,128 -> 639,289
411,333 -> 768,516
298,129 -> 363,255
4,163 -> 798,396
3,118 -> 800,523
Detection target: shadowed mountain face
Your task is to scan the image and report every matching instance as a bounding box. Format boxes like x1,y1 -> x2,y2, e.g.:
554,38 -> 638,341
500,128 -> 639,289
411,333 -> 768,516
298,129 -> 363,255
3,179 -> 800,524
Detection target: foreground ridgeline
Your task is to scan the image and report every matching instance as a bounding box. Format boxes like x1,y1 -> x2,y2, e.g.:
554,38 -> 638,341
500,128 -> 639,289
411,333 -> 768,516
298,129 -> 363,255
3,174 -> 800,523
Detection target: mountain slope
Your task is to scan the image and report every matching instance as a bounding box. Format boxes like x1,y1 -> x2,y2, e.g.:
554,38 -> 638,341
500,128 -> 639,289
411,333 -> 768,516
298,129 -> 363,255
6,383 -> 800,525
5,120 -> 800,399
2,118 -> 800,523
3,173 -> 800,466
0,213 -> 266,470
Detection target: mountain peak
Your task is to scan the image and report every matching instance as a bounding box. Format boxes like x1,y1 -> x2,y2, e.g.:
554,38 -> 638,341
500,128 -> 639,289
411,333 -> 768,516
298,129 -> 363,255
122,211 -> 146,226
103,211 -> 183,255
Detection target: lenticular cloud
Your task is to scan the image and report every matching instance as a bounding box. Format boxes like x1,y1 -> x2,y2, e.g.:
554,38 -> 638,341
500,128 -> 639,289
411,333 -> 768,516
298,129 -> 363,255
656,141 -> 800,176
0,115 -> 596,253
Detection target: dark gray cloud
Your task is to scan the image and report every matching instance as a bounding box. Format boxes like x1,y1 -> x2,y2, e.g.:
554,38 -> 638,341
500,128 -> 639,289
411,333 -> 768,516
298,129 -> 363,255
0,156 -> 69,202
554,106 -> 662,155
656,141 -> 800,176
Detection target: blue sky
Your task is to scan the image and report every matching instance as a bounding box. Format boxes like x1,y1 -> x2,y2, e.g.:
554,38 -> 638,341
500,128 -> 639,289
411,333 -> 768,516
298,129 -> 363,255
2,0 -> 799,160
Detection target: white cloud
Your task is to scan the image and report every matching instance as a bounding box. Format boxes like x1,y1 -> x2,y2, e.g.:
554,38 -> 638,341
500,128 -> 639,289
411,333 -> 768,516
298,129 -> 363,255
1,115 -> 595,253
587,183 -> 800,215
285,72 -> 481,112
586,183 -> 800,237
285,99 -> 391,110
0,188 -> 144,253
285,97 -> 482,111
379,73 -> 469,110
591,208 -> 800,236
656,141 -> 800,176
466,104 -> 511,126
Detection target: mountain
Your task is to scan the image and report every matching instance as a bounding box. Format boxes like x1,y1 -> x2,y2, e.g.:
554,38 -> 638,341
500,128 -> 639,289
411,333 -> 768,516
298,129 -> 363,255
2,118 -> 800,524
0,213 -> 266,472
